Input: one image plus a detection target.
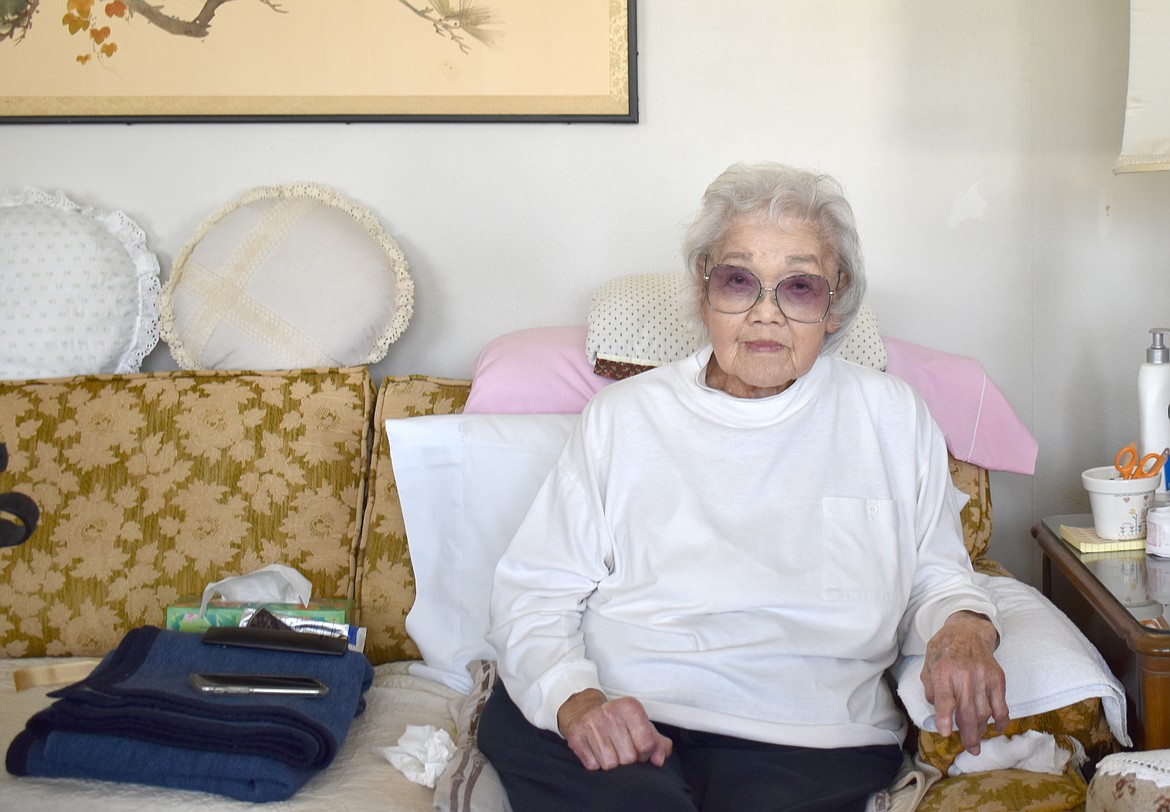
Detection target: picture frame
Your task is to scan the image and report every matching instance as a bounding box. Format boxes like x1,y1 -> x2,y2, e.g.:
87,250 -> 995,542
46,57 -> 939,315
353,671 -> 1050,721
0,0 -> 637,123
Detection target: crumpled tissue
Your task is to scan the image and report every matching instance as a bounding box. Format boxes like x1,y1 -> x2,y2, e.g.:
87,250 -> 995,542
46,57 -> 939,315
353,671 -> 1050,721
377,724 -> 457,788
948,730 -> 1082,777
199,564 -> 313,615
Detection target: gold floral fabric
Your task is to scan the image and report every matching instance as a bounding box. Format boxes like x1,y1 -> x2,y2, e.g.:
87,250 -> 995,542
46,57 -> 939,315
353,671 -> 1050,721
0,367 -> 374,658
917,766 -> 1088,812
917,697 -> 1117,778
915,695 -> 1116,811
949,454 -> 993,565
356,375 -> 470,665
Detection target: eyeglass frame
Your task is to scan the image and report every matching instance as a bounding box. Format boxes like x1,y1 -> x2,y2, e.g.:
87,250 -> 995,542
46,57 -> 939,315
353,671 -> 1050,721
702,256 -> 838,324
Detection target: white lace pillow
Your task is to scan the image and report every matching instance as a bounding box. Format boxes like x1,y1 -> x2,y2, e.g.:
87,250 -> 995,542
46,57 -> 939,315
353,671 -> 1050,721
160,183 -> 413,370
0,188 -> 160,378
586,272 -> 886,379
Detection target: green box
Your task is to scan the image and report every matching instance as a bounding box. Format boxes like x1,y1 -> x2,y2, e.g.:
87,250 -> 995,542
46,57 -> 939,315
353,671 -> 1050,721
165,597 -> 354,633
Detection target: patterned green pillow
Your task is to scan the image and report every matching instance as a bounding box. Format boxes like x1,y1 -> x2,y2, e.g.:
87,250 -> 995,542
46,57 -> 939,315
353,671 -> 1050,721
357,375 -> 470,665
948,454 -> 993,566
0,367 -> 374,658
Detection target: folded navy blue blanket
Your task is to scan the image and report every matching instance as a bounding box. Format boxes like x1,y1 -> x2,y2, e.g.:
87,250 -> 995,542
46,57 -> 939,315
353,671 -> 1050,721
6,626 -> 374,802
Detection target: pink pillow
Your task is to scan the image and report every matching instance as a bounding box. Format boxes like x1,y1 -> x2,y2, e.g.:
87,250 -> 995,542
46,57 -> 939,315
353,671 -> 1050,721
883,336 -> 1038,475
463,326 -> 612,414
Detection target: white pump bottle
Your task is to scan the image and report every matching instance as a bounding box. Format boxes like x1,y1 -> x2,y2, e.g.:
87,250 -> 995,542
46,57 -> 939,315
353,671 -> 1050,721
1139,327 -> 1170,496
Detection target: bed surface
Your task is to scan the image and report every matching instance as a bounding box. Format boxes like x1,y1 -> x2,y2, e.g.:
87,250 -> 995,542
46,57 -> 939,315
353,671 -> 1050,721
0,657 -> 454,811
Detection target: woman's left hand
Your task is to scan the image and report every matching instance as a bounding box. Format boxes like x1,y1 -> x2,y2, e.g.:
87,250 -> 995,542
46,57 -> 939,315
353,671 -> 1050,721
920,610 -> 1009,754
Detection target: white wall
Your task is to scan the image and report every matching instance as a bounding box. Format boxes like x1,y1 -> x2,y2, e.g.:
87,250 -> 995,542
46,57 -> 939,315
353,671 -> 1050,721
2,0 -> 1168,585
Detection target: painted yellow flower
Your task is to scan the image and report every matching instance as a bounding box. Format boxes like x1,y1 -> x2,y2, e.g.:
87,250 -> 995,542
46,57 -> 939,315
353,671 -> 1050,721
160,481 -> 251,573
175,386 -> 263,462
362,555 -> 420,661
0,548 -> 66,623
23,447 -> 79,516
237,431 -> 307,505
0,390 -> 39,444
284,383 -> 362,464
279,485 -> 355,576
109,556 -> 178,623
138,376 -> 190,410
57,388 -> 147,468
124,432 -> 195,515
56,493 -> 135,578
46,599 -> 122,656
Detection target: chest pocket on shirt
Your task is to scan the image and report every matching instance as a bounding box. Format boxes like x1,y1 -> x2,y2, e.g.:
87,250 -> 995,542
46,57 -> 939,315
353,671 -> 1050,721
820,497 -> 900,603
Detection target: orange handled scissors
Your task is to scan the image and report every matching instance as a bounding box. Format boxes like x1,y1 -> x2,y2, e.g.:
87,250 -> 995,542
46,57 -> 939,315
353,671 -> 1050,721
1114,443 -> 1170,480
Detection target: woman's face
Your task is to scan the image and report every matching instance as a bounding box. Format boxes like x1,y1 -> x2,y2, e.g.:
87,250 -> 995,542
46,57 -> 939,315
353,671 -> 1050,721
700,216 -> 843,399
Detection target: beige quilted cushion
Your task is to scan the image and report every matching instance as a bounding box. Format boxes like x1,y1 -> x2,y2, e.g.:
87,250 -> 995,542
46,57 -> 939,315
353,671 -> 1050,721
356,375 -> 470,665
0,367 -> 374,658
1087,750 -> 1170,811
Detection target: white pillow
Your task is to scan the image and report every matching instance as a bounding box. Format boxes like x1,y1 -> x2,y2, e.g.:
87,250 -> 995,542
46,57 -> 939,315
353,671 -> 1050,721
585,272 -> 887,377
0,188 -> 161,378
386,413 -> 578,693
892,573 -> 1130,746
160,182 -> 413,370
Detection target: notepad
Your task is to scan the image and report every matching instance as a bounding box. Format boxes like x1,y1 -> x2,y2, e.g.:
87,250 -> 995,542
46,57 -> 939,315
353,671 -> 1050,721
1059,524 -> 1147,553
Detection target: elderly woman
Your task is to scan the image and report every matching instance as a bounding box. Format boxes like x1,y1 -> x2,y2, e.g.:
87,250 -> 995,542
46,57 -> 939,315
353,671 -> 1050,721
478,162 -> 1008,812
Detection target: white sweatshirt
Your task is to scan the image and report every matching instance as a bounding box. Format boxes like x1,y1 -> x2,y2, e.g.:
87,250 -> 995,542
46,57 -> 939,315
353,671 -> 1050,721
487,348 -> 999,749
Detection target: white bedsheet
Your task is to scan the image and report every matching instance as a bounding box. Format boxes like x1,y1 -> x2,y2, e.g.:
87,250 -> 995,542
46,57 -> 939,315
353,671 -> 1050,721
0,657 -> 459,811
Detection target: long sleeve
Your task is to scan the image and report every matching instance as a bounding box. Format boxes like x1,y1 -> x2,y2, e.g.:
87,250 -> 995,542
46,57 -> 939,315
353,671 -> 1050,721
897,392 -> 1000,656
487,426 -> 613,732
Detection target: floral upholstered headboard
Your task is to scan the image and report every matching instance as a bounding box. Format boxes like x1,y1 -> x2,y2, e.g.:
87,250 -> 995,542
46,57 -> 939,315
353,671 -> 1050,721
0,368 -> 374,658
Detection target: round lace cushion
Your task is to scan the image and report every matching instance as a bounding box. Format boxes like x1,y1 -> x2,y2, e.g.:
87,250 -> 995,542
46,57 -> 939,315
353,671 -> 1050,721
160,183 -> 413,370
0,188 -> 161,378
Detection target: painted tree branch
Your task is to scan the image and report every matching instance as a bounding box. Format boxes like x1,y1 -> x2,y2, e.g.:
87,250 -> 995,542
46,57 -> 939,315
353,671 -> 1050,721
126,0 -> 285,39
397,0 -> 500,54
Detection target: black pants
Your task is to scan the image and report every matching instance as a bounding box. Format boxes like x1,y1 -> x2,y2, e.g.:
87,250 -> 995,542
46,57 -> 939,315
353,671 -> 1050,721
478,683 -> 903,812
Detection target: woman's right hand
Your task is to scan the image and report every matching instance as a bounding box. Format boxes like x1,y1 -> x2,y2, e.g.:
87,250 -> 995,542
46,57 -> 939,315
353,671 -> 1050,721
557,688 -> 673,771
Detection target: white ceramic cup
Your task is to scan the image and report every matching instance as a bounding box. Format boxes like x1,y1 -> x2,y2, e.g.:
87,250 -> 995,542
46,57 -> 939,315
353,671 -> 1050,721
1082,466 -> 1160,540
1146,506 -> 1170,557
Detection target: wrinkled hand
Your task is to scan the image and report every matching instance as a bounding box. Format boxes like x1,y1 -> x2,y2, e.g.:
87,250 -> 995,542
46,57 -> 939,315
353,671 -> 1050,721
921,611 -> 1009,755
557,688 -> 673,771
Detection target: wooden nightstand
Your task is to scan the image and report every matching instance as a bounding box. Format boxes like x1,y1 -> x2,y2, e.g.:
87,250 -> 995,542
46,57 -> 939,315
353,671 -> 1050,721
1035,514 -> 1170,750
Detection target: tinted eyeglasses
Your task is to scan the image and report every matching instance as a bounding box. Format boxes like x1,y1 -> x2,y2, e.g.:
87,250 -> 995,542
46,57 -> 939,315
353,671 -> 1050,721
703,259 -> 836,324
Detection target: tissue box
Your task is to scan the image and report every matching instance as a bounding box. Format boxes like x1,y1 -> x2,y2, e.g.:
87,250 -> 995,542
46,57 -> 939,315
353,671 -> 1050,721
165,598 -> 354,633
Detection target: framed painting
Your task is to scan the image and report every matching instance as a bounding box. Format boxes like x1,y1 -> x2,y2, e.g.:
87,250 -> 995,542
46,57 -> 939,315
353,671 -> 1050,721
0,0 -> 637,123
